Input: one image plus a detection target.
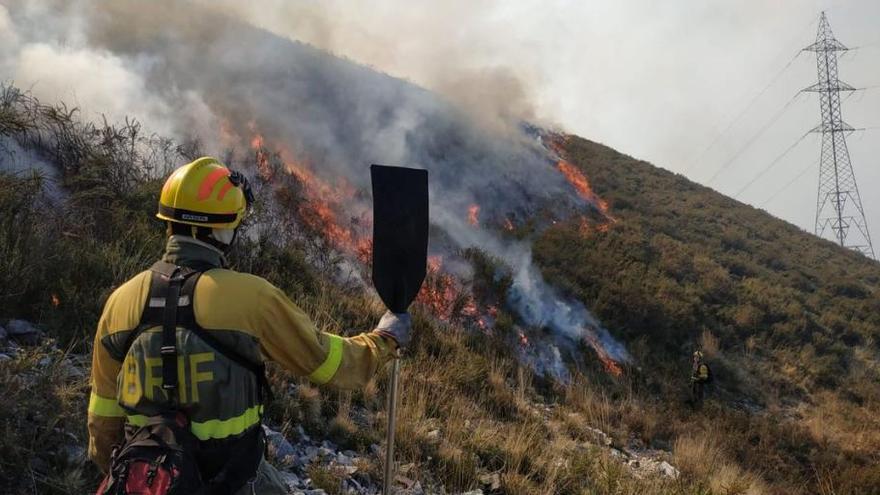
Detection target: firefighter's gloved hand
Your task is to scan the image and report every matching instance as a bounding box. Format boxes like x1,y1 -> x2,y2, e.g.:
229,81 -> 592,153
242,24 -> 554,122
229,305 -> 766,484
373,310 -> 412,349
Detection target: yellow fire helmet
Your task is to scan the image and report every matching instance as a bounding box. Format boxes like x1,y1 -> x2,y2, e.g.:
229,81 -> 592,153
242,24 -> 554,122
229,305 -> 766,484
156,156 -> 252,229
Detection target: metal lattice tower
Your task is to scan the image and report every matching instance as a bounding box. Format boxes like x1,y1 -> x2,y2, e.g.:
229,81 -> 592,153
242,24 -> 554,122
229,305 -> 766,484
803,12 -> 875,259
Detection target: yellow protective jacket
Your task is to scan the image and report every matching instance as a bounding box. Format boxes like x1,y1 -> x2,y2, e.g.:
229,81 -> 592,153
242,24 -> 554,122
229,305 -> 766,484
88,236 -> 396,473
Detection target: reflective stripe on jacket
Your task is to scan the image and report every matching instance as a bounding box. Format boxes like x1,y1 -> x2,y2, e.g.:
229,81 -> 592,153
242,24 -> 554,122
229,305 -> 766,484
87,236 -> 396,472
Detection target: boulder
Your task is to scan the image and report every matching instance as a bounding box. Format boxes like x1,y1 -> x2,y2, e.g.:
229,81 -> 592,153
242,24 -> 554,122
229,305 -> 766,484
6,320 -> 45,346
263,425 -> 297,468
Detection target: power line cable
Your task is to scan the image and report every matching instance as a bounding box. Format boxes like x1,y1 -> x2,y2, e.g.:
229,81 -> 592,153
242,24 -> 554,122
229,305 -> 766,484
705,92 -> 805,185
760,158 -> 819,207
683,17 -> 817,175
682,51 -> 803,175
733,130 -> 812,199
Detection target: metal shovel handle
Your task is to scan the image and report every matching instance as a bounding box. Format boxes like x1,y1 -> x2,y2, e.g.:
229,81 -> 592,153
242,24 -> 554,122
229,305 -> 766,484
383,357 -> 401,495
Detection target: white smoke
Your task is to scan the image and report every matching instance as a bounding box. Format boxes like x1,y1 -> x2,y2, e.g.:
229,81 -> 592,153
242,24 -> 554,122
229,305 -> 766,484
0,0 -> 630,380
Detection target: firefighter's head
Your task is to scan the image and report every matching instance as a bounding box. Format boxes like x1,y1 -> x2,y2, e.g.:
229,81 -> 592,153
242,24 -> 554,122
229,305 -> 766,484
156,156 -> 254,251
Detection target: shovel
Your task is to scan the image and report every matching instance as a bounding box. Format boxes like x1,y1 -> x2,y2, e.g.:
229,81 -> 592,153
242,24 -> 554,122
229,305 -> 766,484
371,164 -> 429,495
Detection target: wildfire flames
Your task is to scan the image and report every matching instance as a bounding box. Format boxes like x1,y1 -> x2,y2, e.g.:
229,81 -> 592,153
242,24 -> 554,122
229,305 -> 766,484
556,160 -> 610,215
543,133 -> 618,239
584,334 -> 624,377
250,133 -> 371,263
468,204 -> 480,226
247,130 -> 627,379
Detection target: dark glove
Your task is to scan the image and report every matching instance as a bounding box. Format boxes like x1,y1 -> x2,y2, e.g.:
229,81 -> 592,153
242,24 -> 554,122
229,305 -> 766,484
373,310 -> 412,349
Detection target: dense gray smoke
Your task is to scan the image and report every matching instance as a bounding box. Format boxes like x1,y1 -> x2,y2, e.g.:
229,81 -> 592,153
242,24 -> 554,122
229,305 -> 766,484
0,0 -> 630,378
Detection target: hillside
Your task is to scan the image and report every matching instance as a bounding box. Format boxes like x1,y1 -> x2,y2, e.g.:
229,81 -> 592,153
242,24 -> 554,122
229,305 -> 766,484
535,135 -> 880,492
1,41 -> 879,495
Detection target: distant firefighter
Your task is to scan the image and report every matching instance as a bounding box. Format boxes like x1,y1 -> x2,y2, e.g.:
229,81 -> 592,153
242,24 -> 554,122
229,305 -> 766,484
691,350 -> 712,404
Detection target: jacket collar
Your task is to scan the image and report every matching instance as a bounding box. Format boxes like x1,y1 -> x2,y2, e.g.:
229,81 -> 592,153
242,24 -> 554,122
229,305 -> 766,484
162,235 -> 225,269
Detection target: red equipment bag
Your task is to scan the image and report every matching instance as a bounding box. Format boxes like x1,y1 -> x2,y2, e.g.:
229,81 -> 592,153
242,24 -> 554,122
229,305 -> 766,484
96,413 -> 204,495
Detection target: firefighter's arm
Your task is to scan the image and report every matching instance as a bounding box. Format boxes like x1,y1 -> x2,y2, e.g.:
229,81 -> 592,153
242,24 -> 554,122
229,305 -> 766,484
87,307 -> 126,473
257,283 -> 397,389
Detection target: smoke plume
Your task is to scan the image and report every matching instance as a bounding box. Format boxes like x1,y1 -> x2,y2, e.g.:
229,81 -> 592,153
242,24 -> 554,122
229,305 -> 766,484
0,0 -> 629,379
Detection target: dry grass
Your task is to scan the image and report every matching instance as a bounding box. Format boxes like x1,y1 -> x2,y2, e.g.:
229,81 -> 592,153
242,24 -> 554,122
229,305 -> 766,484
674,434 -> 767,495
700,330 -> 720,359
0,346 -> 96,494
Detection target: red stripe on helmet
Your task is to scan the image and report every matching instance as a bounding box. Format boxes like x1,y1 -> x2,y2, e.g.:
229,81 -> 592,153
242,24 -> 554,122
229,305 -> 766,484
217,181 -> 234,201
197,168 -> 231,201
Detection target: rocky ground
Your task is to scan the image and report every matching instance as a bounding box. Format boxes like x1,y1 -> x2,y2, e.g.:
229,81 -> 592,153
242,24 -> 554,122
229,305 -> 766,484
0,319 -> 681,494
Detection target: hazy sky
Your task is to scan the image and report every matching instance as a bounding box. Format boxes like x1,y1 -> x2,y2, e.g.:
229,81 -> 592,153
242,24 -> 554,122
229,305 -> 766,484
3,0 -> 879,249
205,0 -> 880,249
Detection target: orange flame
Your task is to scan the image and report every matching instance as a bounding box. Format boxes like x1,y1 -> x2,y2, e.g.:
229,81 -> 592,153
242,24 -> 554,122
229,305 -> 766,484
468,204 -> 480,226
556,160 -> 609,214
503,218 -> 514,231
252,135 -> 371,262
584,334 -> 623,377
417,256 -> 462,320
51,293 -> 60,307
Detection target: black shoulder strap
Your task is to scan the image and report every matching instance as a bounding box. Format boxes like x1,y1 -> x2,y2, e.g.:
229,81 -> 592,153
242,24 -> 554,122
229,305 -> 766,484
177,272 -> 274,404
160,265 -> 184,404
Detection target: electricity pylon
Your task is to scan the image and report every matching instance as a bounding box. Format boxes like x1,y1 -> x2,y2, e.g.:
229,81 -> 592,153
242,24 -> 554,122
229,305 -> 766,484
804,12 -> 875,259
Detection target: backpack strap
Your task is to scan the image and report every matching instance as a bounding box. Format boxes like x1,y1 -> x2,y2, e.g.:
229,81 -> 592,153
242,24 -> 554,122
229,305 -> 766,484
160,265 -> 184,403
176,272 -> 275,404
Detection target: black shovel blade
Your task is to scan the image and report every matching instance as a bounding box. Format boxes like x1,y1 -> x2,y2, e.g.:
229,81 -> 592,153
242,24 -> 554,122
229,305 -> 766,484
371,164 -> 429,313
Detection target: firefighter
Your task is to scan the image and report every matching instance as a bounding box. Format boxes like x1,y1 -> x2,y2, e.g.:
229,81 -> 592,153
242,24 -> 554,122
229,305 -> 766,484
87,157 -> 410,494
691,350 -> 711,404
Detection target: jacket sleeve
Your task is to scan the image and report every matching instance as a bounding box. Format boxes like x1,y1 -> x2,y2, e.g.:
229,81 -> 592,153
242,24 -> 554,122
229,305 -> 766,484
87,297 -> 126,474
256,283 -> 396,389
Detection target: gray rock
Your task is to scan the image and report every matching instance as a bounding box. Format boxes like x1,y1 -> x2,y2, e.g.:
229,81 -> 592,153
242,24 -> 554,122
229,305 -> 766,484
7,320 -> 39,335
318,447 -> 334,457
299,446 -> 319,465
6,320 -> 44,346
279,471 -> 302,490
0,325 -> 7,341
456,491 -> 484,495
659,461 -> 679,479
0,353 -> 11,362
336,452 -> 353,465
584,426 -> 612,447
304,490 -> 327,495
263,426 -> 297,468
296,425 -> 310,441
